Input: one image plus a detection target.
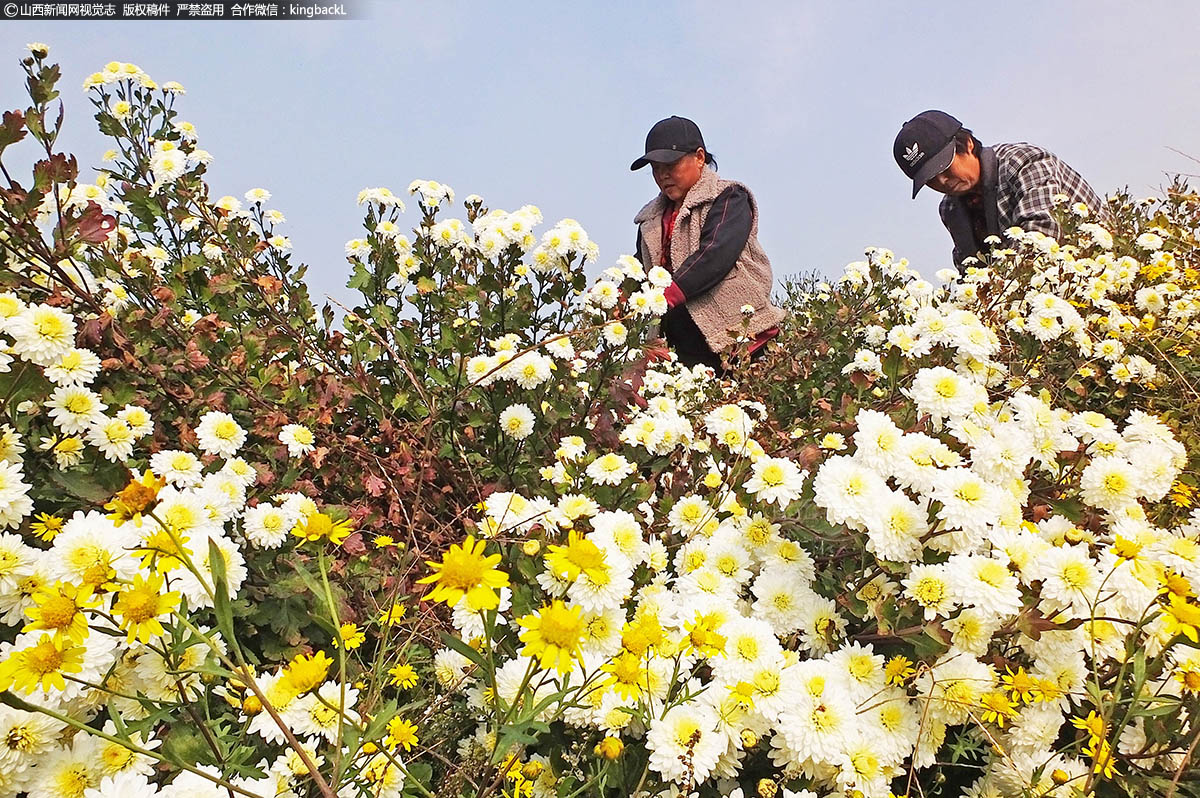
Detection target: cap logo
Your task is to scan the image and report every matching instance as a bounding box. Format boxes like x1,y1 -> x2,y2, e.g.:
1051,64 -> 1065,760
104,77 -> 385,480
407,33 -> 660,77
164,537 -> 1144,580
903,142 -> 922,165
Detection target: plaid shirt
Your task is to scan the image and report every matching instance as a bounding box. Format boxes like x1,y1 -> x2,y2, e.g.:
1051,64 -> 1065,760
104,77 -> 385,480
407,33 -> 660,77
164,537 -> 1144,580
939,142 -> 1105,266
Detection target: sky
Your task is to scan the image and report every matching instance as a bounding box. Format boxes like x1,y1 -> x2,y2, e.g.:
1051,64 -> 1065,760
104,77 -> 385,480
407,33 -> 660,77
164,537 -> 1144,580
2,1 -> 1199,309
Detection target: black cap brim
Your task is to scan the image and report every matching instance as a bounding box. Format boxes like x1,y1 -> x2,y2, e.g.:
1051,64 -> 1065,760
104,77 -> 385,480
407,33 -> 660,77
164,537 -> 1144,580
630,149 -> 689,171
911,141 -> 956,198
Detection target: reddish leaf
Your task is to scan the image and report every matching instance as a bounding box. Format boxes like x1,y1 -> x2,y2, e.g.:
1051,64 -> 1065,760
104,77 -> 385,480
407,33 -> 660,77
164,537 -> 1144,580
364,473 -> 386,497
77,201 -> 116,244
341,532 -> 367,556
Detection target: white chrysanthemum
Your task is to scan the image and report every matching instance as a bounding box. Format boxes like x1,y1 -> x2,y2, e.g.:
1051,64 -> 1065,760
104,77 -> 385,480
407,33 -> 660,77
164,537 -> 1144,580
87,417 -> 136,462
827,641 -> 887,705
948,554 -> 1022,618
942,607 -> 1002,657
589,509 -> 648,564
84,771 -> 160,798
0,461 -> 33,530
1033,544 -> 1102,616
44,348 -> 102,386
645,702 -> 724,784
116,405 -> 153,437
796,591 -> 847,655
1079,456 -> 1141,511
812,455 -> 887,525
7,303 -> 76,366
25,737 -> 102,798
0,706 -> 63,774
915,651 -> 996,726
283,681 -> 359,744
504,352 -> 554,389
198,473 -> 248,522
586,452 -> 635,486
150,150 -> 188,190
929,467 -> 1001,537
241,503 -> 297,549
862,489 -> 927,563
46,385 -> 107,434
852,409 -> 904,471
744,456 -> 807,508
498,403 -> 535,440
153,486 -> 223,541
667,494 -> 713,535
751,563 -> 814,634
279,423 -> 315,457
194,411 -> 247,457
587,280 -> 619,309
49,511 -> 140,588
171,533 -> 246,609
902,563 -> 957,620
907,366 -> 986,422
602,321 -> 627,346
776,687 -> 855,763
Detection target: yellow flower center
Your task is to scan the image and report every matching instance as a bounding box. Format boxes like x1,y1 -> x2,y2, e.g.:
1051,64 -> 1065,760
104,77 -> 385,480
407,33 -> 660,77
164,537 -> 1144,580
1060,562 -> 1089,589
760,464 -> 785,487
954,481 -> 984,504
976,560 -> 1008,587
933,376 -> 958,399
214,419 -> 239,440
537,603 -> 584,648
1102,472 -> 1128,495
912,577 -> 946,605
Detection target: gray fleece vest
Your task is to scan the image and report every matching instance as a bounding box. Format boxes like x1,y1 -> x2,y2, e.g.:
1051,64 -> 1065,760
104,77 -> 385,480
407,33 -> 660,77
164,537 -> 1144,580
634,167 -> 786,354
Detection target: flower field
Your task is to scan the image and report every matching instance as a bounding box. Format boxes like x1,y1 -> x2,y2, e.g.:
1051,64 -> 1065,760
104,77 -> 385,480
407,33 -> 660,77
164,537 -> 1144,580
1,45 -> 1200,798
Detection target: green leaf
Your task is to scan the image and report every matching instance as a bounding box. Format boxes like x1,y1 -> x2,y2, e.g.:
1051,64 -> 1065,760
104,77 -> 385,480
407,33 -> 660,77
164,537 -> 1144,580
439,631 -> 488,670
207,537 -> 237,648
48,461 -> 126,505
161,725 -> 214,767
361,698 -> 398,742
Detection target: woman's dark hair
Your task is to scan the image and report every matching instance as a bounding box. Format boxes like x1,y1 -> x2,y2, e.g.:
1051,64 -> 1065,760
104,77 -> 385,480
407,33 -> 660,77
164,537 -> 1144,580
703,150 -> 718,170
953,128 -> 977,154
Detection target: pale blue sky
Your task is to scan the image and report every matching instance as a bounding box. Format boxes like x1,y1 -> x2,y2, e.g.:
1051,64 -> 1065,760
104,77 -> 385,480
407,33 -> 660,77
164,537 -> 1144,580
3,2 -> 1198,307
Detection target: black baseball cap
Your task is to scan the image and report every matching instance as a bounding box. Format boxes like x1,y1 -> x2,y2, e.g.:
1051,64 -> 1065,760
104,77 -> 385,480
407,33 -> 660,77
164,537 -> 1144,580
894,110 -> 964,198
631,116 -> 708,171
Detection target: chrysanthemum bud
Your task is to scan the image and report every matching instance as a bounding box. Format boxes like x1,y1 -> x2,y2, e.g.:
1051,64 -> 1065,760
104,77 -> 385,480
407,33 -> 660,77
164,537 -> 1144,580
522,539 -> 541,556
756,778 -> 778,798
594,736 -> 623,760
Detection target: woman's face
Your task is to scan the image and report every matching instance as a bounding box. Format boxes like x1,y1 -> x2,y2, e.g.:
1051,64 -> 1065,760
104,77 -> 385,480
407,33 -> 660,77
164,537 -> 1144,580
652,150 -> 706,203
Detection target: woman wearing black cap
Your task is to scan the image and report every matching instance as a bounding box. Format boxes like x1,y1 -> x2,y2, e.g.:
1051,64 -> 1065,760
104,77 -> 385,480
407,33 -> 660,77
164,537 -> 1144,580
632,116 -> 786,371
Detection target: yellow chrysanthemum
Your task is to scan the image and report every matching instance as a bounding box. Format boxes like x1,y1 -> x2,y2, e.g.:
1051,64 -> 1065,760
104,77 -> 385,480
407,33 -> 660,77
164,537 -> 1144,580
112,572 -> 180,643
1162,594 -> 1200,643
291,512 -> 354,546
281,650 -> 333,696
29,512 -> 64,542
543,530 -> 610,585
334,622 -> 365,650
104,469 -> 165,526
23,582 -> 99,643
417,535 -> 509,611
0,633 -> 85,693
387,663 -> 418,689
517,600 -> 585,673
377,602 -> 407,626
684,612 -> 727,657
385,717 -> 419,752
